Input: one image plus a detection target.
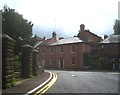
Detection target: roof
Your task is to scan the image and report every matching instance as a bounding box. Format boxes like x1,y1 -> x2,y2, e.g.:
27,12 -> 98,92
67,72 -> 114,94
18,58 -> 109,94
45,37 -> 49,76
100,35 -> 120,44
78,29 -> 101,38
40,38 -> 53,45
34,38 -> 56,48
35,35 -> 43,39
84,30 -> 100,37
34,41 -> 43,48
34,35 -> 44,42
50,37 -> 83,46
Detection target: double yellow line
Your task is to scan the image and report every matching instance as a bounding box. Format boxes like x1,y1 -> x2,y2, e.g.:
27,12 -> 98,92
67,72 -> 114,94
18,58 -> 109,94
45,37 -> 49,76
34,73 -> 58,95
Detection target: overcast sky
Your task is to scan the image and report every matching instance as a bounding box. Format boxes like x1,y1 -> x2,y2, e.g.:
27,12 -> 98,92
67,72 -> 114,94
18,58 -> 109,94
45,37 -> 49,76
0,0 -> 119,38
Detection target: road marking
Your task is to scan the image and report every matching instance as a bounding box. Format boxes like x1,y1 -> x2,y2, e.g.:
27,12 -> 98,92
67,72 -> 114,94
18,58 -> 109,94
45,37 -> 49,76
24,71 -> 52,95
34,73 -> 58,95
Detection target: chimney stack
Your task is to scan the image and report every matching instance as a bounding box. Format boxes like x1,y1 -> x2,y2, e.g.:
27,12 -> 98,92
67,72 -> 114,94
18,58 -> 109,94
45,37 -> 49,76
52,31 -> 56,39
43,37 -> 46,40
104,35 -> 108,39
80,24 -> 85,32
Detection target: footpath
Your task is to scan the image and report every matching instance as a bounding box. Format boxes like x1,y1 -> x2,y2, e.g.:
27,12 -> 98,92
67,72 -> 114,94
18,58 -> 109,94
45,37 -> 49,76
2,71 -> 52,95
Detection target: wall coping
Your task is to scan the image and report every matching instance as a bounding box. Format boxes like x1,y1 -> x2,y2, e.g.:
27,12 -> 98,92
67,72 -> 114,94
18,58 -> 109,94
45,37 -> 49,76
33,49 -> 38,53
22,44 -> 33,49
2,34 -> 15,42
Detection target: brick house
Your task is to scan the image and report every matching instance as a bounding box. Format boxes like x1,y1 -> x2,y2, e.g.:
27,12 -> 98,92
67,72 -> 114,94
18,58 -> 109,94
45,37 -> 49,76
35,33 -> 92,70
34,24 -> 102,70
77,24 -> 102,44
98,35 -> 120,70
77,24 -> 102,69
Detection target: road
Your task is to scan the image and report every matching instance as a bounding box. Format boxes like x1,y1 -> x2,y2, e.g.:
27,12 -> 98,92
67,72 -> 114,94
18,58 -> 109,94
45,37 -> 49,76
45,70 -> 119,94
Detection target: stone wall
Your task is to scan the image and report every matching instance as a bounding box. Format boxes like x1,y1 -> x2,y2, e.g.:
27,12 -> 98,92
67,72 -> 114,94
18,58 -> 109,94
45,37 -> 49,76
2,34 -> 15,89
32,49 -> 39,76
2,35 -> 44,89
21,45 -> 44,78
21,44 -> 33,78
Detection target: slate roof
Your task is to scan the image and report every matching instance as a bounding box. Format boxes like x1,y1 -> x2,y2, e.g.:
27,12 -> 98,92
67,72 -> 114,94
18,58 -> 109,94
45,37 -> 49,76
34,38 -> 56,48
34,41 -> 43,48
50,37 -> 83,46
100,35 -> 120,44
40,38 -> 53,45
77,29 -> 101,38
35,36 -> 43,40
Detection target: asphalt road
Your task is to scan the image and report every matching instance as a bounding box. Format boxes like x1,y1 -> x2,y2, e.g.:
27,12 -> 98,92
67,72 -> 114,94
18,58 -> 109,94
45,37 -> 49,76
45,70 -> 119,94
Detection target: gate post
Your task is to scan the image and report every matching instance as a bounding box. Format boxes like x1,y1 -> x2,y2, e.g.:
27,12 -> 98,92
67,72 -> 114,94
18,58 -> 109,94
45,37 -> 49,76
32,49 -> 38,76
2,34 -> 15,89
21,44 -> 33,78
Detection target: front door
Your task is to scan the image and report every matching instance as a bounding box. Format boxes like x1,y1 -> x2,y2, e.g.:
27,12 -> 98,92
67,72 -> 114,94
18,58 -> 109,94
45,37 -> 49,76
59,58 -> 64,69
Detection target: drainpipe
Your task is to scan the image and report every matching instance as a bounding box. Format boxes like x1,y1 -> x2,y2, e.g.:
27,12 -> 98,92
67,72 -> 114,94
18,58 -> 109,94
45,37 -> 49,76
77,44 -> 79,69
55,46 -> 57,68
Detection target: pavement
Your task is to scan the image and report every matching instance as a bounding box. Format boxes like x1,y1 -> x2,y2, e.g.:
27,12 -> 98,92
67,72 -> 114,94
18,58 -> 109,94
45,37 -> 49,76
2,71 -> 52,95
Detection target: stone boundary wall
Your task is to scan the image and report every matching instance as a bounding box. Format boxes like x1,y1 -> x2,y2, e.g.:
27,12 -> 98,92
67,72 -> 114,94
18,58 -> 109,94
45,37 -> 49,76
2,35 -> 44,89
2,34 -> 15,89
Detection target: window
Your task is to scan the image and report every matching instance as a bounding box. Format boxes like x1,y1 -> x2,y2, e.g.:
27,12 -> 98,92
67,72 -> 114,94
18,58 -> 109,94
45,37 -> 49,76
87,37 -> 93,42
50,47 -> 54,54
50,58 -> 54,65
71,45 -> 76,53
72,58 -> 75,65
60,46 -> 64,53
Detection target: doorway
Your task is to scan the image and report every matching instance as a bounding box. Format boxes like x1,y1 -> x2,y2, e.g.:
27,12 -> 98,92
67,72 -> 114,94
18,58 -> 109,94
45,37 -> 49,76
59,58 -> 64,69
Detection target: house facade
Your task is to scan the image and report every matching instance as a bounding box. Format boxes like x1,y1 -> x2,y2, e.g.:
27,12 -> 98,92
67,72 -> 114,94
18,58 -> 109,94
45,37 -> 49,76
34,24 -> 102,70
37,37 -> 92,70
46,37 -> 92,70
98,35 -> 120,70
